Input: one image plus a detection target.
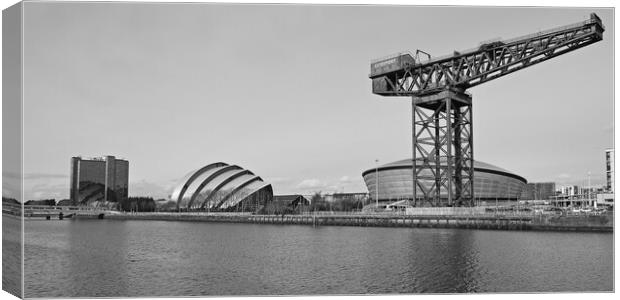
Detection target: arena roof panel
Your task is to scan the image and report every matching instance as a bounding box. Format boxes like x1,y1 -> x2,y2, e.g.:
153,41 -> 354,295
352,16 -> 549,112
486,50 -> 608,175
363,158 -> 526,183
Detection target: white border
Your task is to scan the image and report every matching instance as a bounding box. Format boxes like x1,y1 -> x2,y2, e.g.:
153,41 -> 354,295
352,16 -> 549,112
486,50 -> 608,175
0,1 -> 617,300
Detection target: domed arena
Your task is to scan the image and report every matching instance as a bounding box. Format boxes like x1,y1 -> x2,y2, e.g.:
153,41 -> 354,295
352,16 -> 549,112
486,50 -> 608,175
362,159 -> 527,204
171,162 -> 273,211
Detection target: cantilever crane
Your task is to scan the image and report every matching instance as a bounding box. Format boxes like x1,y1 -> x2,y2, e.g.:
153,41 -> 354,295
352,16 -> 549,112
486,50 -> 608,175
369,13 -> 604,207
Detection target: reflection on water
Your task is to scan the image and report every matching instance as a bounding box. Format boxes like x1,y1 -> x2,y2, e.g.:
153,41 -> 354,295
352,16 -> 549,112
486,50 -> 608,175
2,216 -> 22,297
24,219 -> 613,297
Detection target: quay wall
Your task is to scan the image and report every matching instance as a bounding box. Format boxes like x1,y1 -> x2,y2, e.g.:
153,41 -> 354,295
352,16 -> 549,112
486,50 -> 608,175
72,213 -> 613,232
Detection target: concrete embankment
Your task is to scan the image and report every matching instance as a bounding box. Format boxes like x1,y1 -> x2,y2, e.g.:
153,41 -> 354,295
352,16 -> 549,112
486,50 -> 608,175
528,214 -> 613,232
75,213 -> 613,232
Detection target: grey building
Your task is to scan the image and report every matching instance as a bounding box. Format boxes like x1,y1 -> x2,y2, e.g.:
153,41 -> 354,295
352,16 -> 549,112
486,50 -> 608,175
70,156 -> 129,205
273,195 -> 309,207
362,158 -> 527,205
606,149 -> 614,192
521,182 -> 556,200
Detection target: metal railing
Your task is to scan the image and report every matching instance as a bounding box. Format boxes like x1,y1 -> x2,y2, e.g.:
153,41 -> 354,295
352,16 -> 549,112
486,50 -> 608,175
117,211 -> 253,217
370,51 -> 415,64
22,205 -> 101,211
295,206 -> 609,218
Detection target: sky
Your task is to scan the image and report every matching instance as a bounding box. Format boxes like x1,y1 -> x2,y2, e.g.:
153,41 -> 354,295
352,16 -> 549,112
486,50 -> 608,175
11,3 -> 614,200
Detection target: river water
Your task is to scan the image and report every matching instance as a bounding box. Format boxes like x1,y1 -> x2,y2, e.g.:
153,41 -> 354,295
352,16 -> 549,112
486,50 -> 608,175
23,218 -> 612,297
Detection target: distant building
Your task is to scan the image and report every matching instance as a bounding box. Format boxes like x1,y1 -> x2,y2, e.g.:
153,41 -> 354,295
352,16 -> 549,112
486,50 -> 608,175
521,182 -> 556,200
56,199 -> 73,206
170,162 -> 272,211
606,149 -> 614,192
273,195 -> 309,207
363,158 -> 527,205
596,193 -> 614,208
70,156 -> 129,205
329,193 -> 369,203
560,185 -> 579,196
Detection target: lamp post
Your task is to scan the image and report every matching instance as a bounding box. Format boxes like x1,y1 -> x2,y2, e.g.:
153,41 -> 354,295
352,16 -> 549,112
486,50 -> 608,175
588,171 -> 591,207
375,159 -> 379,209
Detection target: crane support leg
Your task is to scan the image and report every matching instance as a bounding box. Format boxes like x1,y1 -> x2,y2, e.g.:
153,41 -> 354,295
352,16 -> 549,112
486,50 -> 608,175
412,88 -> 474,207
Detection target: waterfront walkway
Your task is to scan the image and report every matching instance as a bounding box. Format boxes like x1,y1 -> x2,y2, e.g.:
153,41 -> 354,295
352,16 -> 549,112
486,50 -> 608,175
7,203 -> 611,232
95,210 -> 612,232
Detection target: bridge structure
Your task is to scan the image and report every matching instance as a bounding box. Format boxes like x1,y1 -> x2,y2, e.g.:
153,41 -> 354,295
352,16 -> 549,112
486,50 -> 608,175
369,13 -> 604,207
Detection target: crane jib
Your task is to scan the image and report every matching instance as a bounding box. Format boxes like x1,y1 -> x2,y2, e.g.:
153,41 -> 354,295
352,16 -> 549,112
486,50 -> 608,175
369,13 -> 604,97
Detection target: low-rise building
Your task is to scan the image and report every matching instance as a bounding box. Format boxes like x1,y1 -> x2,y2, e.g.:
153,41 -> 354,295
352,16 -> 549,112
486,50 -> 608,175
596,193 -> 614,208
273,195 -> 309,207
560,185 -> 579,196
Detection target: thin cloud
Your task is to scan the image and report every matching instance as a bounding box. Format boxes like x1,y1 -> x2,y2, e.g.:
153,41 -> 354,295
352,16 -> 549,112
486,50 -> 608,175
267,177 -> 290,183
2,172 -> 21,179
3,172 -> 68,180
296,179 -> 326,189
25,183 -> 67,201
557,173 -> 572,179
24,173 -> 68,180
130,180 -> 173,199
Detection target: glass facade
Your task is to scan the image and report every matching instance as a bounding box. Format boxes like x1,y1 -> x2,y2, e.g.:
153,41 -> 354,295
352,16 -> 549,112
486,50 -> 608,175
70,156 -> 129,205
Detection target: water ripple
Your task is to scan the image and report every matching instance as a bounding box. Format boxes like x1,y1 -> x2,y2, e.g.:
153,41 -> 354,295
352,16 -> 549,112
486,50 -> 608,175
23,220 -> 613,297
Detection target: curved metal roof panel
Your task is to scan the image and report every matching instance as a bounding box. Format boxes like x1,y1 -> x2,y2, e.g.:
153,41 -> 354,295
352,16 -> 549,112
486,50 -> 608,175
170,162 -> 228,206
172,162 -> 272,210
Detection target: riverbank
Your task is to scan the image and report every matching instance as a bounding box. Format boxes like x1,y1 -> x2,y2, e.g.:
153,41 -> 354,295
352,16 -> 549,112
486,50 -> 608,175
71,212 -> 613,232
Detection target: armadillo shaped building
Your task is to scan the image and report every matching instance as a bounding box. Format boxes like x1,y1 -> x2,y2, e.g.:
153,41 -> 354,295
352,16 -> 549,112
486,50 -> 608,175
171,162 -> 273,211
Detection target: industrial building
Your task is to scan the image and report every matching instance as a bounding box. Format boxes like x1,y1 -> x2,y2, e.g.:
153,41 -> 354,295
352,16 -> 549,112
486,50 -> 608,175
70,155 -> 129,205
171,162 -> 272,211
362,158 -> 526,206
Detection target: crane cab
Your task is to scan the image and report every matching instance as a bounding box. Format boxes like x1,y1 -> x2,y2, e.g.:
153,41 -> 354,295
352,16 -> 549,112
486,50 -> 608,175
370,52 -> 417,95
369,52 -> 416,78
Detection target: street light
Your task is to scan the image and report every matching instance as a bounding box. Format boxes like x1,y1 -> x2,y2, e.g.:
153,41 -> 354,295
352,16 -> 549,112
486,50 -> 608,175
375,159 -> 379,209
588,171 -> 591,207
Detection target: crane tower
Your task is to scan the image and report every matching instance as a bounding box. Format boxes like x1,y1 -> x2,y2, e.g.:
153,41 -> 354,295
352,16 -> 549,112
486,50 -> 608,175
369,13 -> 604,207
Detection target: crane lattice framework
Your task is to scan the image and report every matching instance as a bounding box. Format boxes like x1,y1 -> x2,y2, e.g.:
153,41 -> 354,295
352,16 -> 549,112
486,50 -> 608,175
369,13 -> 604,207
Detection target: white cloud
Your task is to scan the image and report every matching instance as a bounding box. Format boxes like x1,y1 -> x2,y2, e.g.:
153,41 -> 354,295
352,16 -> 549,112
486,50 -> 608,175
24,183 -> 67,201
296,179 -> 325,189
2,187 -> 18,199
24,173 -> 68,180
557,173 -> 572,179
267,177 -> 290,183
130,180 -> 173,199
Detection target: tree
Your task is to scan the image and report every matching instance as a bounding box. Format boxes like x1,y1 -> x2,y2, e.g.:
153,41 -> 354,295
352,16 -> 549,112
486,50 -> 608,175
157,200 -> 178,211
24,199 -> 56,206
118,197 -> 156,212
309,192 -> 329,211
